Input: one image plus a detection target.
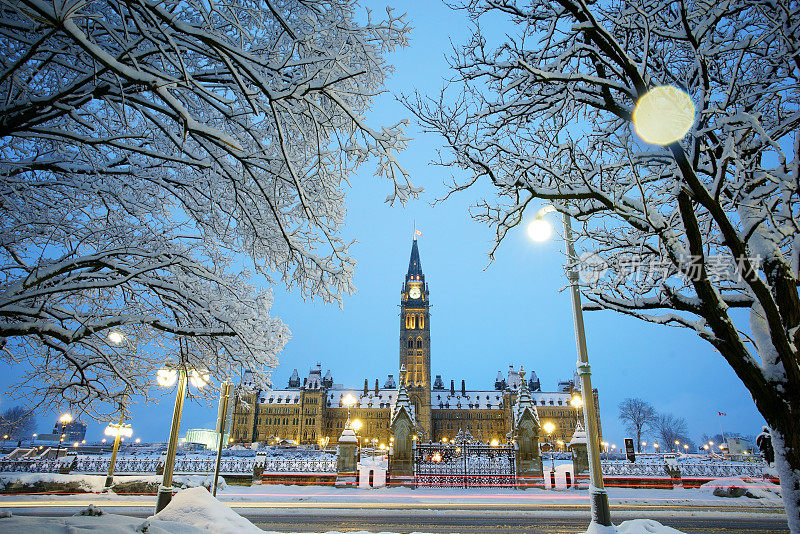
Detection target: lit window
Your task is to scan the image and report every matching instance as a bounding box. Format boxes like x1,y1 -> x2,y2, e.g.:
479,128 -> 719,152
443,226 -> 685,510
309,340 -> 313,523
419,314 -> 425,328
416,338 -> 423,349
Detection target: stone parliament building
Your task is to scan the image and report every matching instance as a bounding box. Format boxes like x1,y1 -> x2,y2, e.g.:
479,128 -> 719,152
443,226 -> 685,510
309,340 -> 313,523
231,237 -> 602,447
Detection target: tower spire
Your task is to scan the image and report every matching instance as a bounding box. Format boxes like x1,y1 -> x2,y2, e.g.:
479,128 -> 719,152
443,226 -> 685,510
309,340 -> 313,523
407,236 -> 423,279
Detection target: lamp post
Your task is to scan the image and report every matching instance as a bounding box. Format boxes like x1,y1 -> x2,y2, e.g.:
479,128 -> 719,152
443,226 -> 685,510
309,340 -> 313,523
529,206 -> 612,526
105,331 -> 136,489
104,420 -> 132,487
155,366 -> 208,513
55,413 -> 72,457
543,421 -> 556,473
570,394 -> 584,428
342,394 -> 357,428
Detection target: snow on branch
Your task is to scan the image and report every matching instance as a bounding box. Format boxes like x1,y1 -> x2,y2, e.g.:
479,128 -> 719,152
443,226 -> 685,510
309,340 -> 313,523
0,0 -> 410,414
407,0 -> 800,426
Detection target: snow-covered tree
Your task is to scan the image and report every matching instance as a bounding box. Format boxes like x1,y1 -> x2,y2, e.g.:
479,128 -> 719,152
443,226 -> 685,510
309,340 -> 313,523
409,0 -> 800,528
0,0 -> 411,416
0,406 -> 36,439
618,398 -> 657,451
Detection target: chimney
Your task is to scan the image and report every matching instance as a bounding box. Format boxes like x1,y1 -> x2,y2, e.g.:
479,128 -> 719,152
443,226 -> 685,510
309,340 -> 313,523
461,380 -> 466,396
450,380 -> 455,396
364,379 -> 369,395
375,379 -> 379,395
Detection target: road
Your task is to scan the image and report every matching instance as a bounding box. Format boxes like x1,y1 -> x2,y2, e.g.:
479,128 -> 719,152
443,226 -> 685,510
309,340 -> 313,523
5,502 -> 790,533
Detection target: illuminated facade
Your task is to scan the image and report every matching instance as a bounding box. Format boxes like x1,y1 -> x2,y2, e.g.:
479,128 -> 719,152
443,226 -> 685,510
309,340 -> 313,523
231,237 -> 602,448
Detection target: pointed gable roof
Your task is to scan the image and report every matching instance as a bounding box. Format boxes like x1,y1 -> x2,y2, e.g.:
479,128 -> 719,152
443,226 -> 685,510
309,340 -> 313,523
392,365 -> 416,427
514,366 -> 540,427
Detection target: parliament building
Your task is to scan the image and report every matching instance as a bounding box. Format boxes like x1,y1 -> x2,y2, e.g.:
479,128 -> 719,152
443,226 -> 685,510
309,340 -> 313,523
231,237 -> 602,447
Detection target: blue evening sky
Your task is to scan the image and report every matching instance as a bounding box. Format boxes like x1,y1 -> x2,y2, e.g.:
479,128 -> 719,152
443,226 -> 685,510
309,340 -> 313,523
2,0 -> 765,447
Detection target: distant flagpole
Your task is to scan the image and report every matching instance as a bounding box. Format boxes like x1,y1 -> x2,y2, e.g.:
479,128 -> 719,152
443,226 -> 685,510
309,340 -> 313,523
717,411 -> 727,449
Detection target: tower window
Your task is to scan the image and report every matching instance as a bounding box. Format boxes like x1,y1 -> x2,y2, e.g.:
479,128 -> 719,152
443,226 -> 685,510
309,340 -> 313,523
419,314 -> 425,328
407,337 -> 413,349
416,337 -> 423,349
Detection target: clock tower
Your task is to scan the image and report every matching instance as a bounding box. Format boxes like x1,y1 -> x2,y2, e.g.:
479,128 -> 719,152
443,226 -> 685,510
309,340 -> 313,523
399,235 -> 432,439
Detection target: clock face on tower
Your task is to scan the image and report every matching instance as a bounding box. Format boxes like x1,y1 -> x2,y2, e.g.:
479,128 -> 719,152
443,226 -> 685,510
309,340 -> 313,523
409,286 -> 421,299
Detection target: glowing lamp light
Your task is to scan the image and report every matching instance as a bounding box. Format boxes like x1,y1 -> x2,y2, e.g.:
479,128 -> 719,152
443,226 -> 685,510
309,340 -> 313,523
442,437 -> 448,443
104,423 -> 133,438
432,452 -> 442,463
490,439 -> 499,447
632,86 -> 695,145
189,369 -> 210,389
543,421 -> 556,435
350,419 -> 362,432
59,413 -> 73,425
134,438 -> 141,444
342,393 -> 357,408
157,368 -> 178,387
570,395 -> 583,409
107,331 -> 125,345
527,218 -> 553,242
73,442 -> 79,447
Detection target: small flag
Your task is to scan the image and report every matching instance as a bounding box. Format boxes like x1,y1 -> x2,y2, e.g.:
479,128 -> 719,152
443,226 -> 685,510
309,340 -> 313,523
718,411 -> 727,416
414,229 -> 422,236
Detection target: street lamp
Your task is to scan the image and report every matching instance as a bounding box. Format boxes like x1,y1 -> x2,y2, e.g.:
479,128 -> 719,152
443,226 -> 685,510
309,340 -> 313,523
55,413 -> 73,457
570,394 -> 583,428
104,421 -> 132,487
529,205 -> 612,526
342,394 -> 357,428
155,364 -> 208,513
653,442 -> 659,454
642,441 -> 647,452
543,421 -> 556,474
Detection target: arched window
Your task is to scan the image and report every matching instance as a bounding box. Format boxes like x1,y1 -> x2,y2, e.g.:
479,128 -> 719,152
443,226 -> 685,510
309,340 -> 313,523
416,337 -> 423,349
410,314 -> 416,329
405,313 -> 411,329
419,314 -> 425,328
407,337 -> 413,349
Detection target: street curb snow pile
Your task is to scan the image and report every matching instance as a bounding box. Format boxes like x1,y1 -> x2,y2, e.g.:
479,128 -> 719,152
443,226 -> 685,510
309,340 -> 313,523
700,477 -> 782,500
585,519 -> 685,534
153,486 -> 263,533
0,506 -> 208,533
0,473 -> 223,494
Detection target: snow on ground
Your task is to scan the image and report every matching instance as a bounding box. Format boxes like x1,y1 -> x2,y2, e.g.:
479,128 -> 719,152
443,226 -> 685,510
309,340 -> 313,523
0,486 -> 690,534
0,473 -> 220,493
152,487 -> 264,533
586,519 -> 684,534
698,476 -> 782,500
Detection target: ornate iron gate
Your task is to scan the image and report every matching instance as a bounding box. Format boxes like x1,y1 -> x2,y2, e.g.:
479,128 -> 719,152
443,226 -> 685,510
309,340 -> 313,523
413,442 -> 515,487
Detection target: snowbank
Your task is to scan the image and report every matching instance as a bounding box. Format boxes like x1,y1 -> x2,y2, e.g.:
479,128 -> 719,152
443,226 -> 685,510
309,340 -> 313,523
0,473 -> 224,494
153,487 -> 263,533
0,507 -> 208,533
585,519 -> 685,534
699,477 -> 782,500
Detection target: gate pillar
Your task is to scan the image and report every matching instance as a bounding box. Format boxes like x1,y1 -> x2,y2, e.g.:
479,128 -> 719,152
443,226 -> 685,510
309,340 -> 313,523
390,370 -> 415,486
514,368 -> 543,488
335,427 -> 358,487
569,425 -> 589,489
